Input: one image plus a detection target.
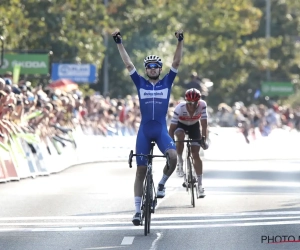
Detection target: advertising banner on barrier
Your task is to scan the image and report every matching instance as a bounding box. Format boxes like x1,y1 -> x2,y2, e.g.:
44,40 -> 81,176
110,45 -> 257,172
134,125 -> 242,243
0,146 -> 19,181
0,54 -> 49,74
20,139 -> 37,177
0,157 -> 7,182
51,63 -> 97,83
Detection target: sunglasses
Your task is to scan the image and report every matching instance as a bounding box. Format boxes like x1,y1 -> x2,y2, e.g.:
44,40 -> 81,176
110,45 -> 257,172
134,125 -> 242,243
146,63 -> 160,69
186,101 -> 198,105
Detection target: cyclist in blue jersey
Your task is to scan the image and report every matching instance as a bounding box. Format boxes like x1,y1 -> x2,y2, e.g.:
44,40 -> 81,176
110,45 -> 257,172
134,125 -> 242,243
112,29 -> 184,226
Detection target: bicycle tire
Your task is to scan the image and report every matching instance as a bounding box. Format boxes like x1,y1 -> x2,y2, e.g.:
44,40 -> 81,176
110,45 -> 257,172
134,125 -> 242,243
148,174 -> 153,234
184,154 -> 189,192
144,173 -> 151,236
141,184 -> 146,227
187,157 -> 195,207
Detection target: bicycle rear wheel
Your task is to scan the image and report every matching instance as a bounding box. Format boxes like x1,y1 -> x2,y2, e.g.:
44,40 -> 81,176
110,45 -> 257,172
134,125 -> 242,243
183,155 -> 189,192
187,157 -> 195,207
144,173 -> 151,236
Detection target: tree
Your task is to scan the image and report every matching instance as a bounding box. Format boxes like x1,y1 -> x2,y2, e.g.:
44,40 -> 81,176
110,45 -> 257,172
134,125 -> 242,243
105,0 -> 275,108
21,0 -> 107,66
0,0 -> 30,51
1,0 -> 300,108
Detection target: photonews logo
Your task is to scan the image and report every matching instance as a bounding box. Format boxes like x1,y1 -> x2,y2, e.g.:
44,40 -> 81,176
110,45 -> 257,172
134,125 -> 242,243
261,235 -> 300,244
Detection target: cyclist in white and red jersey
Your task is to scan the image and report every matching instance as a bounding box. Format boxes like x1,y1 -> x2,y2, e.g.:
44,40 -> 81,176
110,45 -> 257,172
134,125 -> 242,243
169,88 -> 208,198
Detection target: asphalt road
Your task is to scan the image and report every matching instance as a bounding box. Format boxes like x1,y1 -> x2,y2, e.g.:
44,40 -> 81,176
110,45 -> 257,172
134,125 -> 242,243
0,157 -> 300,250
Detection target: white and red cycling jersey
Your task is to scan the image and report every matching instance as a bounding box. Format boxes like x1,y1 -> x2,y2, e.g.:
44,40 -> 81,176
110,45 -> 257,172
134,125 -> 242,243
171,100 -> 208,126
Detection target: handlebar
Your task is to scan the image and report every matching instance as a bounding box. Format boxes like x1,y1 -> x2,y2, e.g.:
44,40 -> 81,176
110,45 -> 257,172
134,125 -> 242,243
128,150 -> 170,170
175,139 -> 203,143
175,138 -> 209,150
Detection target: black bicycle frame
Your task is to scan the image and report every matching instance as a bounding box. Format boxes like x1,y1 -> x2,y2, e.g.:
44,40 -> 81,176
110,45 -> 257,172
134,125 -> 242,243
175,138 -> 203,207
128,141 -> 170,236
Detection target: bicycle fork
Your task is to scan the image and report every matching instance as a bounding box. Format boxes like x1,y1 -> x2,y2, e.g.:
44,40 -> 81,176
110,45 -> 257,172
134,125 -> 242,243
183,159 -> 197,190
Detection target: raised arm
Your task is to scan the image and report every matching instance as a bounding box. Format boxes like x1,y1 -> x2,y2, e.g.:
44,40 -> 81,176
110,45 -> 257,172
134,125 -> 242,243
172,30 -> 184,70
112,31 -> 135,72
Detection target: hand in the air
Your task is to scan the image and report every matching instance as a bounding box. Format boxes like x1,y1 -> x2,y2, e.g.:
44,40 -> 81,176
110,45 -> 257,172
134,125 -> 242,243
112,30 -> 122,44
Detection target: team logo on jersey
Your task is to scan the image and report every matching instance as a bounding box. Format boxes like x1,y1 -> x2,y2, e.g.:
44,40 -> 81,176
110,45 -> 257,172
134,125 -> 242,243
179,114 -> 201,121
140,88 -> 168,99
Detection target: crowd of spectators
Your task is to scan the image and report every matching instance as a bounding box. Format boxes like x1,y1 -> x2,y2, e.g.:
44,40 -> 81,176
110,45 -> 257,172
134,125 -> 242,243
0,72 -> 141,145
214,101 -> 300,143
1,71 -> 299,147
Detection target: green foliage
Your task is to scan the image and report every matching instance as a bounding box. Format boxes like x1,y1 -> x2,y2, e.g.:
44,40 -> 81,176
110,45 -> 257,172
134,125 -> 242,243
283,90 -> 300,108
1,0 -> 300,108
0,0 -> 30,50
79,84 -> 95,97
1,0 -> 106,67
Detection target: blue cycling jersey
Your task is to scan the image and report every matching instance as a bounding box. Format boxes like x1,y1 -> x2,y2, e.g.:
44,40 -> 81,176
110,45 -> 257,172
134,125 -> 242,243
130,67 -> 177,124
129,67 -> 177,166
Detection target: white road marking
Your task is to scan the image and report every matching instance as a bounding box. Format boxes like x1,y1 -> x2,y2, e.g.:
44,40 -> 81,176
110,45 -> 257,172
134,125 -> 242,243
150,233 -> 163,250
0,216 -> 299,226
1,212 -> 300,234
121,237 -> 134,245
0,220 -> 300,232
1,210 -> 300,221
85,247 -> 124,250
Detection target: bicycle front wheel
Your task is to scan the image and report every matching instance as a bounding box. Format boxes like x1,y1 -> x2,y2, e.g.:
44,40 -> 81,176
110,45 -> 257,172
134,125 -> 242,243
187,157 -> 195,207
144,173 -> 151,236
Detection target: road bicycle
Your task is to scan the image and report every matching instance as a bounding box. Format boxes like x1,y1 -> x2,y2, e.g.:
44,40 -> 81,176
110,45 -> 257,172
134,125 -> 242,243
175,138 -> 203,207
128,141 -> 170,236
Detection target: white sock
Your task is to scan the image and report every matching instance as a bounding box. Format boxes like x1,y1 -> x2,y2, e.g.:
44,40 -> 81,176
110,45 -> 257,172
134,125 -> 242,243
178,154 -> 183,164
197,174 -> 203,186
135,196 -> 142,213
159,174 -> 169,186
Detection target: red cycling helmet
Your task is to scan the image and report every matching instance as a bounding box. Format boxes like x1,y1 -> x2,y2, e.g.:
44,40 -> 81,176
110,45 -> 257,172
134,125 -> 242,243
185,88 -> 201,102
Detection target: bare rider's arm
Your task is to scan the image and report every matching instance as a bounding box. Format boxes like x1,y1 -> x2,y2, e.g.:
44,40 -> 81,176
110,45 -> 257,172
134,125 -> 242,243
169,104 -> 180,140
112,30 -> 135,72
201,119 -> 208,138
172,29 -> 184,70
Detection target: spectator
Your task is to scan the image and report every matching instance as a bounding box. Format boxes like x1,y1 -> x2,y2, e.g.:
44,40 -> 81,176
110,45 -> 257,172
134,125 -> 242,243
184,72 -> 209,98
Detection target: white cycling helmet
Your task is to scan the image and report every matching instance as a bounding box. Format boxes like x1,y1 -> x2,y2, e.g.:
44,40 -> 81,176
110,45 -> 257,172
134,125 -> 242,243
144,55 -> 163,68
